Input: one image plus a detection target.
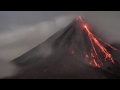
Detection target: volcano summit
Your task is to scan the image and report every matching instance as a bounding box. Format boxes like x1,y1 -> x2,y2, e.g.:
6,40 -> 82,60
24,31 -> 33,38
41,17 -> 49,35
8,16 -> 120,79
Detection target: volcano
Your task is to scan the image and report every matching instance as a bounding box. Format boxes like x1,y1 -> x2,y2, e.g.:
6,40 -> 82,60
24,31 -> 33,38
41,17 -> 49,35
8,16 -> 120,79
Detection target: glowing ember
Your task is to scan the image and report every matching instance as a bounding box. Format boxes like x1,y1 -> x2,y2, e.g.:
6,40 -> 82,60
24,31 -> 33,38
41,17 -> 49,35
71,50 -> 74,55
76,16 -> 117,68
86,54 -> 89,58
93,59 -> 100,67
76,16 -> 84,22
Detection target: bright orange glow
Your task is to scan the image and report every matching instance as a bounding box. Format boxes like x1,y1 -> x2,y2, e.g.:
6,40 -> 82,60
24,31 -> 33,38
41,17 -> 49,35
84,25 -> 115,64
93,35 -> 117,50
93,59 -> 100,67
76,16 -> 117,68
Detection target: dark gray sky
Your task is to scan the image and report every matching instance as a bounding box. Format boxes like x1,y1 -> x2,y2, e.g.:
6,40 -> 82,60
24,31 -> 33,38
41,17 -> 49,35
0,11 -> 120,62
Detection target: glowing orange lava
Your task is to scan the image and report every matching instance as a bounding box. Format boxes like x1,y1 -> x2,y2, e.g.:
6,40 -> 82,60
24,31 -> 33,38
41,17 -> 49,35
76,16 -> 117,68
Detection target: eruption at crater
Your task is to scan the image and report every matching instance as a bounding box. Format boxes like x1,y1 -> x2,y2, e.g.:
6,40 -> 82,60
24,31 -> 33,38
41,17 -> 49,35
10,16 -> 119,79
76,16 -> 117,68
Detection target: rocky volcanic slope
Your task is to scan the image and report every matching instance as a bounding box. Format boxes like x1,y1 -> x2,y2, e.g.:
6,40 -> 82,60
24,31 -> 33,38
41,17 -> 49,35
7,17 -> 120,79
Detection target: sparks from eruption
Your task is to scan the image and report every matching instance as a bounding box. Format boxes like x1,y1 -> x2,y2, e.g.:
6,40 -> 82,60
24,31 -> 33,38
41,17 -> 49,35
76,16 -> 117,68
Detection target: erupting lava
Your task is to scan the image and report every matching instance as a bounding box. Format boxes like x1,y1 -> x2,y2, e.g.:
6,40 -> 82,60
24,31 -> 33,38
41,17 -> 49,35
76,16 -> 117,68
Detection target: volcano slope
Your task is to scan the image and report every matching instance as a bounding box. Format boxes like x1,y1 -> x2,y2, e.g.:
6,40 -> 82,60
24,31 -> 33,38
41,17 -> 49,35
8,17 -> 120,79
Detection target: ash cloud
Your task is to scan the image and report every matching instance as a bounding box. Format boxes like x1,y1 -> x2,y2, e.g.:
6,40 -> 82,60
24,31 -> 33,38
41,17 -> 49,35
0,14 -> 76,61
0,60 -> 18,78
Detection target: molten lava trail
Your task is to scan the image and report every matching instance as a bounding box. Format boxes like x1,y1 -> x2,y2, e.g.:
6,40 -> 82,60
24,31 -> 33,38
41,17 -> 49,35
76,16 -> 117,68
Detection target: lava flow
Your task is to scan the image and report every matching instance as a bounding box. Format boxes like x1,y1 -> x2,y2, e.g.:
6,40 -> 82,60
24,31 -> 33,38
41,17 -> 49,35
76,16 -> 117,68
